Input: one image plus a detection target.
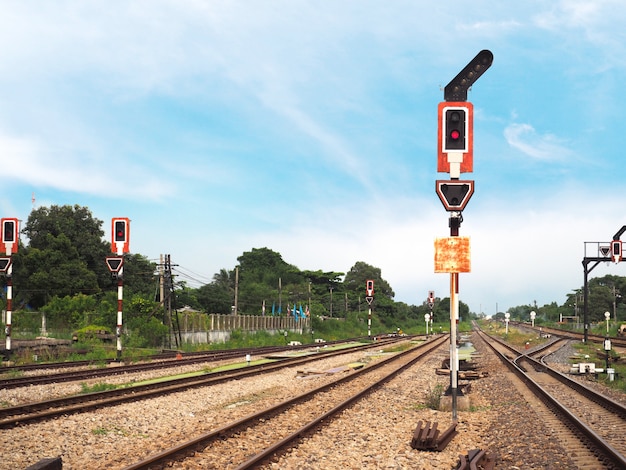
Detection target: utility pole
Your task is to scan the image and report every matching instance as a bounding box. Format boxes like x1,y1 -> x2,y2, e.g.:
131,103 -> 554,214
234,267 -> 239,315
159,254 -> 164,307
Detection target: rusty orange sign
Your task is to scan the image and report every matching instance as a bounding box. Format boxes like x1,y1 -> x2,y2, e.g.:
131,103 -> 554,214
434,236 -> 471,273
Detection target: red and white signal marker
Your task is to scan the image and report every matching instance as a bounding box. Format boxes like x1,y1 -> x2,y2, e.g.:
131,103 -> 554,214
612,240 -> 622,263
437,101 -> 473,178
1,218 -> 19,256
111,217 -> 130,255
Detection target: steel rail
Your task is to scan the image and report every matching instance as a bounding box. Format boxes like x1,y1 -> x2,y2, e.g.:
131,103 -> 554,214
0,338 -> 404,427
475,328 -> 626,469
0,337 -> 373,389
121,335 -> 449,470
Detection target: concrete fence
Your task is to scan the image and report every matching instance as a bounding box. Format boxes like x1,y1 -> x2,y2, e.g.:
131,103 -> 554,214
174,313 -> 311,345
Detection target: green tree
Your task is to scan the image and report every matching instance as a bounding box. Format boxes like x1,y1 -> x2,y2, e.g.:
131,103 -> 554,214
14,233 -> 100,308
124,295 -> 168,347
343,261 -> 395,299
236,247 -> 302,314
196,283 -> 232,314
237,247 -> 300,285
11,205 -> 156,311
117,253 -> 158,299
23,205 -> 111,286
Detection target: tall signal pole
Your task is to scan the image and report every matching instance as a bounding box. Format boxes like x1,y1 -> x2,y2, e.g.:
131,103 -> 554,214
1,218 -> 18,352
106,218 -> 130,361
434,50 -> 493,421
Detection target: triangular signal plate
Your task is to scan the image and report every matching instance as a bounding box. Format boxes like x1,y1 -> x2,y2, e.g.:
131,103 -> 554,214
105,257 -> 124,272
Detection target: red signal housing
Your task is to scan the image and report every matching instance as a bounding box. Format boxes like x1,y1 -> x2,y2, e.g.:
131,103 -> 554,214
111,217 -> 130,254
612,240 -> 622,263
0,218 -> 19,254
437,101 -> 473,173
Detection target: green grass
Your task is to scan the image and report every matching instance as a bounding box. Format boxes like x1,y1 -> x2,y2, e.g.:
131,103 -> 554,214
424,384 -> 444,410
490,323 -> 548,349
79,382 -> 119,394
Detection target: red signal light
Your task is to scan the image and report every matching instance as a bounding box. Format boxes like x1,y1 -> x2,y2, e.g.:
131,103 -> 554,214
111,217 -> 130,254
114,220 -> 127,242
437,102 -> 474,174
2,220 -> 15,243
444,109 -> 466,151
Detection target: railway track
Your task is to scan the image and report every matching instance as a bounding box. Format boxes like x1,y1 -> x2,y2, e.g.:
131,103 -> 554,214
0,338 -> 404,428
119,334 -> 449,469
510,321 -> 626,349
0,340 -> 361,389
476,328 -> 626,469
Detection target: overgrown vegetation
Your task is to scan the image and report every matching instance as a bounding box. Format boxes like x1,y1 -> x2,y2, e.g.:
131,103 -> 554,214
10,202 -> 626,360
424,384 -> 444,410
2,204 -> 478,354
80,382 -> 119,394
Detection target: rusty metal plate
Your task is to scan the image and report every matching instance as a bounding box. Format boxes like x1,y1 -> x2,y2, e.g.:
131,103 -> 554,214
434,236 -> 471,273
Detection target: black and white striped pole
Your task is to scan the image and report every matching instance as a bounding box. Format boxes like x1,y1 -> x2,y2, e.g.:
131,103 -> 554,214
107,218 -> 130,361
1,218 -> 18,353
365,280 -> 374,339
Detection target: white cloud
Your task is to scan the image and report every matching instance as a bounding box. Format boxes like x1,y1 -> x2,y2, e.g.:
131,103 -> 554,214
0,133 -> 170,200
503,123 -> 571,161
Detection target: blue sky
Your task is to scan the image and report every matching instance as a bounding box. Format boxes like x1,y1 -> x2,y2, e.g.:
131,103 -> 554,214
1,1 -> 625,316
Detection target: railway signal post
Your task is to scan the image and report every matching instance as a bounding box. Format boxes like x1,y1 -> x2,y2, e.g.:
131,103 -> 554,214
433,50 -> 492,420
366,280 -> 374,338
427,291 -> 435,336
582,225 -> 626,343
107,217 -> 130,360
1,217 -> 18,352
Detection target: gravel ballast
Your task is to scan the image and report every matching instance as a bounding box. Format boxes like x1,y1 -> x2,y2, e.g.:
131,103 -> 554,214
1,335 -> 621,469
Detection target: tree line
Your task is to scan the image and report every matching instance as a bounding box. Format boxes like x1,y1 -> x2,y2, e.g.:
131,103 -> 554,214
3,205 -> 465,345
498,274 -> 626,326
15,204 -> 626,345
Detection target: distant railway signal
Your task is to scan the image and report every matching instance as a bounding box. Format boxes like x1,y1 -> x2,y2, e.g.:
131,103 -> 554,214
1,218 -> 19,255
612,240 -> 622,263
427,290 -> 435,309
111,217 -> 130,255
2,220 -> 14,242
114,220 -> 127,242
365,280 -> 375,338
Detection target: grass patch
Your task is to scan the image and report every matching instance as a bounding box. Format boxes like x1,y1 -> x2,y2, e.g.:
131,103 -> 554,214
80,382 -> 119,394
128,370 -> 207,386
424,384 -> 444,410
381,342 -> 414,353
0,369 -> 24,379
492,324 -> 547,349
468,404 -> 492,412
